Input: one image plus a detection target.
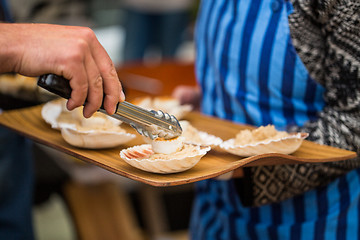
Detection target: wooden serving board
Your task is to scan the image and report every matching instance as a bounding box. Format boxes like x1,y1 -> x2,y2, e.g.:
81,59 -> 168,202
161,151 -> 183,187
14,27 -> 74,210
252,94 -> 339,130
0,104 -> 356,187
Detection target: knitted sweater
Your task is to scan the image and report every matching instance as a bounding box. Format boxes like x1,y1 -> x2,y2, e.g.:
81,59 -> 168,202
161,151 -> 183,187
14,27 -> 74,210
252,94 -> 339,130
240,0 -> 360,207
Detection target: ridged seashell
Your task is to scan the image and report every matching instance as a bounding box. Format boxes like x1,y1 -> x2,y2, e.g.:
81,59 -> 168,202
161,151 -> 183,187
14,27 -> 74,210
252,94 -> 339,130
179,120 -> 223,148
120,144 -> 211,174
41,99 -> 122,130
220,132 -> 308,157
194,131 -> 223,148
132,96 -> 192,119
41,99 -> 135,149
142,121 -> 223,149
41,99 -> 64,129
61,127 -> 136,149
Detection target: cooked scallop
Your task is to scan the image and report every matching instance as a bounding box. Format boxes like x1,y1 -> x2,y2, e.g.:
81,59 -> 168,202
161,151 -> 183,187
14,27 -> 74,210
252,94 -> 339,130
150,136 -> 184,154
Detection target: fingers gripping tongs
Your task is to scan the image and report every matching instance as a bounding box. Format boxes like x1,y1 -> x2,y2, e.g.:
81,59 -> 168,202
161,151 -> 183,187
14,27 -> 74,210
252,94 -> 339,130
37,74 -> 182,140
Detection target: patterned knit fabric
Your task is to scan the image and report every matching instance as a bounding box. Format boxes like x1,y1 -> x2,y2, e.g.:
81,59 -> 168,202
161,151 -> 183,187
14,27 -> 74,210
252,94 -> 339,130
246,0 -> 360,206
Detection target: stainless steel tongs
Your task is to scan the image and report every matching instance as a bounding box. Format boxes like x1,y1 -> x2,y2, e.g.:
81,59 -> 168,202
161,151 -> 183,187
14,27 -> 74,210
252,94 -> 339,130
37,74 -> 182,140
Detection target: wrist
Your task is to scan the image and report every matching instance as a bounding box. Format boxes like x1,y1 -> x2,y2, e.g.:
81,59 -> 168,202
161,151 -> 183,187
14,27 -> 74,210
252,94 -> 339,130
0,23 -> 24,73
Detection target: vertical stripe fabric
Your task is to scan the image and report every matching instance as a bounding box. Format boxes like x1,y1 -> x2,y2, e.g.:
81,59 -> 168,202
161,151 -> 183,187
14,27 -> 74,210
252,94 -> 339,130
191,169 -> 360,240
191,0 -> 360,239
0,0 -> 12,22
196,0 -> 325,128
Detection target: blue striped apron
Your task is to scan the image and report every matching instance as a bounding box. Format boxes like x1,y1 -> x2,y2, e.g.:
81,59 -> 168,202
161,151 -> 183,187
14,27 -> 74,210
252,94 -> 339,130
0,0 -> 12,22
191,0 -> 360,239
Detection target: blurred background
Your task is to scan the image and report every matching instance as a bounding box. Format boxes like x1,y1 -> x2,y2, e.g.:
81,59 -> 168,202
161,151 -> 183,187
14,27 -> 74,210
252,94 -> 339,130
9,0 -> 197,65
4,0 -> 199,239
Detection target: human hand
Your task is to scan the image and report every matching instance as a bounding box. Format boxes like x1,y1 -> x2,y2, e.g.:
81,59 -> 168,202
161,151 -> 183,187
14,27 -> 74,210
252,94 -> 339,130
0,23 -> 124,117
172,85 -> 201,110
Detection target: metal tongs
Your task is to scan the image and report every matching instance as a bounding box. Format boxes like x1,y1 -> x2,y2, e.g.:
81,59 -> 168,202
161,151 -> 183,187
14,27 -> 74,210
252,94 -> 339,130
37,74 -> 182,140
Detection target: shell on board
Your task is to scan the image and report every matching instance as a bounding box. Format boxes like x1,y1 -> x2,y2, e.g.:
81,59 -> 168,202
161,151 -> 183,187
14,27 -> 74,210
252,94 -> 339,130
141,120 -> 223,149
131,96 -> 193,119
220,132 -> 309,157
41,99 -> 64,129
120,143 -> 211,174
41,99 -> 135,149
41,99 -> 122,129
179,120 -> 223,148
61,127 -> 135,149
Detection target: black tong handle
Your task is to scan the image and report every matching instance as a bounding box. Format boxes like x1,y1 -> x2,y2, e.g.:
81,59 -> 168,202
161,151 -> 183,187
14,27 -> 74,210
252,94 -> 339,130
38,74 -> 72,99
37,74 -> 106,109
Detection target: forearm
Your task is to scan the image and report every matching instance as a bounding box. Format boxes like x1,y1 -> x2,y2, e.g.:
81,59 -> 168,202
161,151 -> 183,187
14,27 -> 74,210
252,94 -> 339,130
0,23 -> 24,73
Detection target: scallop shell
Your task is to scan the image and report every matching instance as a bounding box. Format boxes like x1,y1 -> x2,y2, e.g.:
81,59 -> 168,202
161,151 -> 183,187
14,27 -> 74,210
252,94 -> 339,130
120,144 -> 211,174
141,130 -> 222,149
41,99 -> 122,130
41,99 -> 64,129
220,132 -> 308,157
132,96 -> 192,119
41,99 -> 135,149
195,131 -> 223,148
185,128 -> 223,148
61,127 -> 136,149
141,120 -> 223,149
179,120 -> 223,148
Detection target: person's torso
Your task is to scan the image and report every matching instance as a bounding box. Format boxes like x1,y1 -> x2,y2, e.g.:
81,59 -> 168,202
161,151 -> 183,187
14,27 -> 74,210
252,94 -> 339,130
195,0 -> 325,129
